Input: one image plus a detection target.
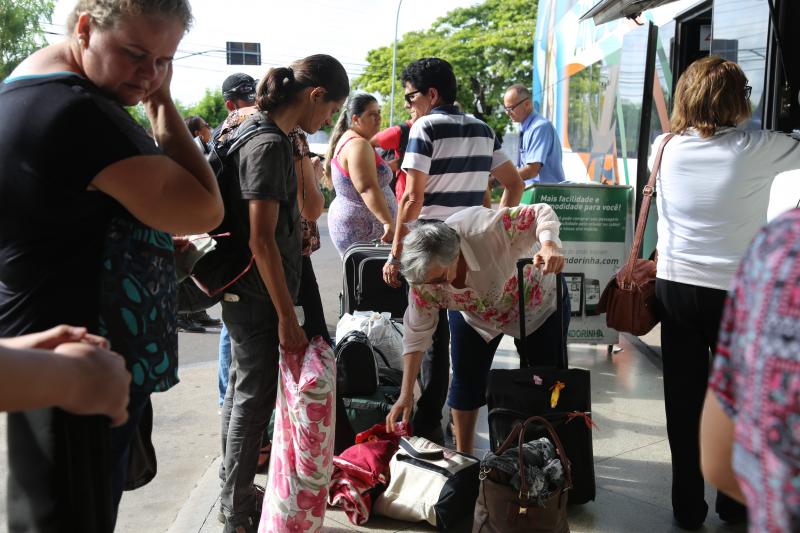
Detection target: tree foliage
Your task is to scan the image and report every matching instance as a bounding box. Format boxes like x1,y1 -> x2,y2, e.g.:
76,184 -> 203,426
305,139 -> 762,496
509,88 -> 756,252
0,0 -> 54,79
125,90 -> 226,133
356,0 -> 537,136
186,88 -> 228,128
126,105 -> 150,130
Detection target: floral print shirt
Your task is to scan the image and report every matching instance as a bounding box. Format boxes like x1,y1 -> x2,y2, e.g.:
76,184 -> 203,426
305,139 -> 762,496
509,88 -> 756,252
288,127 -> 321,256
402,205 -> 561,354
709,209 -> 800,533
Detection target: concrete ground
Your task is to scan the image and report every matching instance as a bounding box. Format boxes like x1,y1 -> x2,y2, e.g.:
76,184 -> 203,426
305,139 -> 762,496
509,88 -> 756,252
174,335 -> 745,533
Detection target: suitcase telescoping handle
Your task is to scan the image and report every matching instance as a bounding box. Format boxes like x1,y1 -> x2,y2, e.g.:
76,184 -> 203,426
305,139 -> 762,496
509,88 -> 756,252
516,258 -> 566,370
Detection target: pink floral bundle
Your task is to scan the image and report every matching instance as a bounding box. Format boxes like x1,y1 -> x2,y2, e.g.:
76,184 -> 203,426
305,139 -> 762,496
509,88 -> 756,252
259,337 -> 336,533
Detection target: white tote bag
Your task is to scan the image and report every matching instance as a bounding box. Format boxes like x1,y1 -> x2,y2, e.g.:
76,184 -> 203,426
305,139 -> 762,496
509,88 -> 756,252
335,311 -> 404,370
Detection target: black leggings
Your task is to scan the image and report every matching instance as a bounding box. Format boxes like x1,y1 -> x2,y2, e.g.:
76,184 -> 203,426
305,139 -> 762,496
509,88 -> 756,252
655,278 -> 745,522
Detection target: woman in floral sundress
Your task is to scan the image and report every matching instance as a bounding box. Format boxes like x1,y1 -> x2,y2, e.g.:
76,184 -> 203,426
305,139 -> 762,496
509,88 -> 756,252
385,204 -> 568,454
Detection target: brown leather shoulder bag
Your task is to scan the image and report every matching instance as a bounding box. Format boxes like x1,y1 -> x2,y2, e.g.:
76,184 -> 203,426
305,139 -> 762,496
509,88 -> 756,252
597,134 -> 674,336
473,416 -> 572,533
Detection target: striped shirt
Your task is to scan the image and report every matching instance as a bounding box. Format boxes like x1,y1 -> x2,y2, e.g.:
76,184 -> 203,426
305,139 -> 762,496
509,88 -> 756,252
402,105 -> 508,220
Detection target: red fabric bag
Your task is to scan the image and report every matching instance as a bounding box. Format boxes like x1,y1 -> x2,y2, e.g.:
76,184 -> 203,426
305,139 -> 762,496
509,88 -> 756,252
328,423 -> 410,525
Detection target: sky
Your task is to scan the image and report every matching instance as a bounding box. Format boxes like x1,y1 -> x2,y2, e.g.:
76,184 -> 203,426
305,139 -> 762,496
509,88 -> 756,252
46,0 -> 481,105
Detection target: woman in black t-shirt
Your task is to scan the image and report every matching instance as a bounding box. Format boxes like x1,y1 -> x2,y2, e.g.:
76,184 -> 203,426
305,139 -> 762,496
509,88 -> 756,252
0,1 -> 223,531
217,56 -> 349,531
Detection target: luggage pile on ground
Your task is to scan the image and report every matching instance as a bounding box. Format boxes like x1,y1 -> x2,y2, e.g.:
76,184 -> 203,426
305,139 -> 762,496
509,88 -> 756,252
327,252 -> 597,531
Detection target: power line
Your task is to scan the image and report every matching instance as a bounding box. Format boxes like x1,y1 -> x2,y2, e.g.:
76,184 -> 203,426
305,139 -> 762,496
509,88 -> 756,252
172,61 -> 363,79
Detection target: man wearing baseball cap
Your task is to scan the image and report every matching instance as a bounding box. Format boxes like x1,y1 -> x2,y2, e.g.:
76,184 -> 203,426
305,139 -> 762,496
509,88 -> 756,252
176,73 -> 260,336
210,73 -> 258,141
222,73 -> 256,109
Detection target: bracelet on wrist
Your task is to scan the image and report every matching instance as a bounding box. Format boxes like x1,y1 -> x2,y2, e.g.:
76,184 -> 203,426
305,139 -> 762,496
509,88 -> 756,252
387,252 -> 402,266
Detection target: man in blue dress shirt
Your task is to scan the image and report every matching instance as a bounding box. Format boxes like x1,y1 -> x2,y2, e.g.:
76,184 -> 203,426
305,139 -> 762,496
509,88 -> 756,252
503,84 -> 566,184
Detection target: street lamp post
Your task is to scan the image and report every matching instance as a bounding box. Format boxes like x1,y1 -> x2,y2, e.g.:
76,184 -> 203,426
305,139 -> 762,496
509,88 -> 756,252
389,0 -> 403,126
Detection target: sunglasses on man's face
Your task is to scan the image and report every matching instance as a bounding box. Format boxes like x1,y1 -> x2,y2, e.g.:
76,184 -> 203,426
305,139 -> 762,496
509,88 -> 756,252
404,90 -> 422,105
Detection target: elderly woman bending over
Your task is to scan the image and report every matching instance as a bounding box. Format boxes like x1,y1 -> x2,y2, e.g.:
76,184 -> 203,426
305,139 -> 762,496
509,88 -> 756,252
386,204 -> 566,454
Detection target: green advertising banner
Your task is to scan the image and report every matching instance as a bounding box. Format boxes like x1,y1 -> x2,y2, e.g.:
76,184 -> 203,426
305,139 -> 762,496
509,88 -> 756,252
523,184 -> 633,344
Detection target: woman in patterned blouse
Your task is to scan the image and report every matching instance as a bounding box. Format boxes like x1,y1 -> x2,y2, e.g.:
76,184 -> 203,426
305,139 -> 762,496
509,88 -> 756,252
702,209 -> 800,532
384,204 -> 566,454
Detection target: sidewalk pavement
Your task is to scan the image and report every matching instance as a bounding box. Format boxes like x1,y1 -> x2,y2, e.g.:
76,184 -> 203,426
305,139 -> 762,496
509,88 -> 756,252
161,334 -> 740,533
1,327 -> 742,533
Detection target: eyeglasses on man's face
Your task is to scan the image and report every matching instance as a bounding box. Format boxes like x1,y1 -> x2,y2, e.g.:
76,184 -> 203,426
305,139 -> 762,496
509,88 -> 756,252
404,90 -> 422,105
504,97 -> 529,113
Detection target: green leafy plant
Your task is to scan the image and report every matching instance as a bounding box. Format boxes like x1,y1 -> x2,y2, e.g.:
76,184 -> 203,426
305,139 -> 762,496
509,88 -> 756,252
0,0 -> 54,79
355,0 -> 537,138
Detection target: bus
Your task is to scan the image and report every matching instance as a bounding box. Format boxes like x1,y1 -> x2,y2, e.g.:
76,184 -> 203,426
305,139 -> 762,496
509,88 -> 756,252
531,0 -> 800,246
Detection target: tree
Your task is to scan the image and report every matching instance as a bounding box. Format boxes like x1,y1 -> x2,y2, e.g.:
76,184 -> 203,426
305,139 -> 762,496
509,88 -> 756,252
126,105 -> 150,130
125,99 -> 189,132
0,0 -> 54,79
356,0 -> 537,137
185,88 -> 228,128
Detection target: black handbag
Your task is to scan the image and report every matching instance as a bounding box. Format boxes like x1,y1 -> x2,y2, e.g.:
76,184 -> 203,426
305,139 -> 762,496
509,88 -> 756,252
125,398 -> 157,491
335,330 -> 379,397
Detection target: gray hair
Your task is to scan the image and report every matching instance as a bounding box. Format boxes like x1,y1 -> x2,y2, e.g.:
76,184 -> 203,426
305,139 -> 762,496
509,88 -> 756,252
506,83 -> 531,99
67,0 -> 193,33
401,221 -> 460,285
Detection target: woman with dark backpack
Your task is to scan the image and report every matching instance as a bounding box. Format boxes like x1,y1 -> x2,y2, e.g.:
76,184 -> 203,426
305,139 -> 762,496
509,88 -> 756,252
216,55 -> 349,533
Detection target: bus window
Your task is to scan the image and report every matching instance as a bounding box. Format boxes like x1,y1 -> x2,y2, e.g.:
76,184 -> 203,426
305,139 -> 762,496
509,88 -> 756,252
711,0 -> 770,129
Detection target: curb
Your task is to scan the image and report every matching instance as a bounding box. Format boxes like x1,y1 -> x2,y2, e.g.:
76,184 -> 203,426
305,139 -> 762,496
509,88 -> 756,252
167,456 -> 222,533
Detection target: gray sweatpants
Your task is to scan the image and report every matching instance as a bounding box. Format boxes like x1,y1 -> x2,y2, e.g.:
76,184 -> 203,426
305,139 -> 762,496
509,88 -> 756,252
218,269 -> 280,527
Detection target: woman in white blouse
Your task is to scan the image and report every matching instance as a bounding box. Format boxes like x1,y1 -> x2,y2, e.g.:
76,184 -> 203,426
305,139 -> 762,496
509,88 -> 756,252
385,204 -> 565,454
651,56 -> 800,529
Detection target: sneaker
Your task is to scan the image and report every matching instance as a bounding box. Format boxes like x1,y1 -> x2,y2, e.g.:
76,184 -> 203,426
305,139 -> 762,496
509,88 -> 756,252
188,310 -> 222,327
222,520 -> 256,533
218,484 -> 265,525
176,314 -> 205,333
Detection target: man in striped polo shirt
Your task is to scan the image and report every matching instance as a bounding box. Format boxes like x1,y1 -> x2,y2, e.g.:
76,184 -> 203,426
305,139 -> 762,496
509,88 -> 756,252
383,57 -> 522,445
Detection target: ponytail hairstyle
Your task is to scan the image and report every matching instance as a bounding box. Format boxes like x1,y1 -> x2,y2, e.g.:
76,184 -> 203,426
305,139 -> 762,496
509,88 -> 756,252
184,115 -> 204,137
255,53 -> 349,114
323,92 -> 378,187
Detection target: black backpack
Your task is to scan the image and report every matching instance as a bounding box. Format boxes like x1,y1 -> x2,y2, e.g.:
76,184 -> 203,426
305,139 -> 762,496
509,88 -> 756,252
191,115 -> 280,297
335,330 -> 380,397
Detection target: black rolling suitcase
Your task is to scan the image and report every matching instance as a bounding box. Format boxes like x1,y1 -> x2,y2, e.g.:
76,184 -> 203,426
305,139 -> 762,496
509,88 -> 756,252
486,260 -> 596,505
340,241 -> 408,318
